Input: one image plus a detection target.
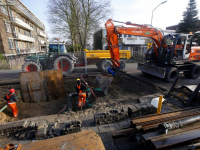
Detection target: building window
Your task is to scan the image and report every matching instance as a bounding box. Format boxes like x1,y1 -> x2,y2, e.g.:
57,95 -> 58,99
128,35 -> 131,37
119,34 -> 122,37
29,43 -> 32,49
26,43 -> 29,49
24,30 -> 26,35
27,31 -> 30,37
4,20 -> 11,33
8,39 -> 15,49
18,28 -> 20,33
124,34 -> 127,38
0,4 -> 8,15
21,42 -> 23,49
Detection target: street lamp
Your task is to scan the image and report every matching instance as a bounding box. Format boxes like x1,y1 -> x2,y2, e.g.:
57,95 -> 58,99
151,1 -> 167,26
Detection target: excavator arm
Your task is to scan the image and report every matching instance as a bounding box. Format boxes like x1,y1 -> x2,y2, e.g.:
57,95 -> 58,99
105,19 -> 163,75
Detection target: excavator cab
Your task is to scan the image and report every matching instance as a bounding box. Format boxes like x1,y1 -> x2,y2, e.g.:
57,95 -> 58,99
158,34 -> 193,64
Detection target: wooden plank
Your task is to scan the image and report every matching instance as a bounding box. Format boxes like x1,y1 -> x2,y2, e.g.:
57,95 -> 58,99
20,70 -> 65,102
29,81 -> 42,103
27,82 -> 34,103
21,130 -> 105,150
44,70 -> 65,101
152,129 -> 200,149
19,72 -> 40,102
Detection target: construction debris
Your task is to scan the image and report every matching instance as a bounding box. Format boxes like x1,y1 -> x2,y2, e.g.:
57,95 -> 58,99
0,119 -> 82,141
94,103 -> 157,125
167,78 -> 200,106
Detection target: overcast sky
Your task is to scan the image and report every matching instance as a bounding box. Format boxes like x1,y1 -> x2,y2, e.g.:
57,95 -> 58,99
21,0 -> 200,39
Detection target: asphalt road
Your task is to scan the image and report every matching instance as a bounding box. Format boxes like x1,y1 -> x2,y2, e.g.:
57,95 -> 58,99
0,63 -> 200,90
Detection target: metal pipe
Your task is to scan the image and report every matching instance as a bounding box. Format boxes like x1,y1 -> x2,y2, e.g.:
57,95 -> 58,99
67,92 -> 78,111
159,114 -> 200,134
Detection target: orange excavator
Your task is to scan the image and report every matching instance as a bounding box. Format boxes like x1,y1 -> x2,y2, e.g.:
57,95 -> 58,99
104,19 -> 200,82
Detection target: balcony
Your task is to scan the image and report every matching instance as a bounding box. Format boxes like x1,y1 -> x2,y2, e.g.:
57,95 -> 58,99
13,33 -> 35,42
38,31 -> 46,38
7,0 -> 45,29
39,40 -> 45,44
11,17 -> 33,31
19,49 -> 38,54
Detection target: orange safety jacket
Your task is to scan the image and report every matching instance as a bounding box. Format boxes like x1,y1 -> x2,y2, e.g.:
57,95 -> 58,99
4,93 -> 18,118
76,83 -> 86,94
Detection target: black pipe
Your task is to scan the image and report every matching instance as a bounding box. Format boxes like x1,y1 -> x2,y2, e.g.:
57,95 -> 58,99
67,92 -> 78,111
159,114 -> 200,134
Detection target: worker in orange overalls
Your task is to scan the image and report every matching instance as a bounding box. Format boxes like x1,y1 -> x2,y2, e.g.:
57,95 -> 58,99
4,89 -> 18,118
76,78 -> 86,108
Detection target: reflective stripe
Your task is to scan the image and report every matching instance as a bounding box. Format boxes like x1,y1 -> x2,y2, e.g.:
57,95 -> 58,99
7,94 -> 12,100
79,93 -> 86,95
8,102 -> 15,104
77,83 -> 81,89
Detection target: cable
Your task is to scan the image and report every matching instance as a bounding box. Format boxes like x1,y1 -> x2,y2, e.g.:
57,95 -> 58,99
57,104 -> 67,114
81,74 -> 98,100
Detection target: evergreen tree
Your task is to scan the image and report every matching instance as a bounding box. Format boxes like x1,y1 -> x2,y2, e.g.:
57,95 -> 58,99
177,0 -> 199,33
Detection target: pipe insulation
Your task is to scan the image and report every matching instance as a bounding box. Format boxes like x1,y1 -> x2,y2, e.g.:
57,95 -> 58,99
159,114 -> 200,134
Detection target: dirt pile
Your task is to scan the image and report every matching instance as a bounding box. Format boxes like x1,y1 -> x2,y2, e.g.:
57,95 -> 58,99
0,75 -> 158,124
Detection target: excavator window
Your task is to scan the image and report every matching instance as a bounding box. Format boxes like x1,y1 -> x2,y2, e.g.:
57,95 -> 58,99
160,35 -> 176,60
174,36 -> 186,58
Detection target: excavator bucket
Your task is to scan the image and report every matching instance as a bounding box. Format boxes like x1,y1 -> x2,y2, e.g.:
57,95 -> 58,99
137,63 -> 166,78
95,74 -> 114,95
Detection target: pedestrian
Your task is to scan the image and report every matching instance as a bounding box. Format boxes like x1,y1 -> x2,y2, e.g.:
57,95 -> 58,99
76,78 -> 86,108
4,89 -> 18,118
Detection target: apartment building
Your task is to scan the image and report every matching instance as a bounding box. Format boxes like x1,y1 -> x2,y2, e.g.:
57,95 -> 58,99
0,0 -> 48,59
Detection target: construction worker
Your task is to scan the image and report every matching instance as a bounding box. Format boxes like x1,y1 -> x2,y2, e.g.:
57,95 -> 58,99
4,89 -> 18,118
76,78 -> 86,108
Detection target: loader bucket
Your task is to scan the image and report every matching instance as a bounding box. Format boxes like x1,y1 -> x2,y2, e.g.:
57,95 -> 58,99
95,74 -> 114,95
137,63 -> 166,78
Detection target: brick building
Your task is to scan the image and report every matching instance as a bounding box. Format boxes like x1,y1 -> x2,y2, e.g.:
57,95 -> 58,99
0,0 -> 48,59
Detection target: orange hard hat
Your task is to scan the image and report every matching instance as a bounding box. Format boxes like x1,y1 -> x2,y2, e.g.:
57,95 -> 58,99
9,89 -> 15,93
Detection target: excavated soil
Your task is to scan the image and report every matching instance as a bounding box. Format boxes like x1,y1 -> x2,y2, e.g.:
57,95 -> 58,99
0,75 -> 158,124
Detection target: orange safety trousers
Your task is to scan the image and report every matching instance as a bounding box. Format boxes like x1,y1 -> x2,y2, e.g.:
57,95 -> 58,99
7,101 -> 18,118
78,91 -> 86,107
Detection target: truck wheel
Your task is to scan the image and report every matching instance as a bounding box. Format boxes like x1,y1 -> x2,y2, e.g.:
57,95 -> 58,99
165,67 -> 179,83
22,61 -> 42,72
189,65 -> 200,79
53,56 -> 74,76
100,60 -> 112,71
120,60 -> 126,71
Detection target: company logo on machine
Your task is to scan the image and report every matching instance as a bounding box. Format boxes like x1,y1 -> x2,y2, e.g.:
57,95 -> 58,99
132,31 -> 142,33
145,32 -> 150,34
107,23 -> 112,27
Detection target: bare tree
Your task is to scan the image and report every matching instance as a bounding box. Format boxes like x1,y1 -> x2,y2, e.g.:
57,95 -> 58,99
47,0 -> 111,51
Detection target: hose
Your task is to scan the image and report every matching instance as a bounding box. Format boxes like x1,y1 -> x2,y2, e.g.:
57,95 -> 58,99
81,74 -> 98,100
